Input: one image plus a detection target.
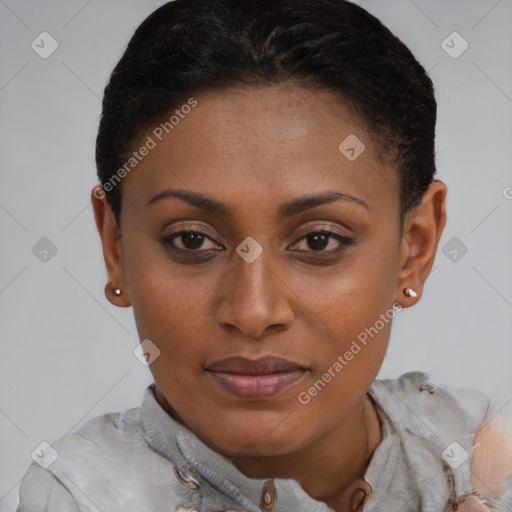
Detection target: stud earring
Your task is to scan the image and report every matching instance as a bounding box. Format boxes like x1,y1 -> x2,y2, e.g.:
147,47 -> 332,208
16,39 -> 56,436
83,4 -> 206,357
104,282 -> 122,299
403,287 -> 417,298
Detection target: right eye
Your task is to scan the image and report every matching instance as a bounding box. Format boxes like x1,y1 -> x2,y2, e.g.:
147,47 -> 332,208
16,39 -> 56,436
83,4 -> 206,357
160,230 -> 224,253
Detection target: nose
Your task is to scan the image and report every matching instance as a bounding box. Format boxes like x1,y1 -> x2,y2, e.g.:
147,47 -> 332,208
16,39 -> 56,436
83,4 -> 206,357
214,245 -> 295,339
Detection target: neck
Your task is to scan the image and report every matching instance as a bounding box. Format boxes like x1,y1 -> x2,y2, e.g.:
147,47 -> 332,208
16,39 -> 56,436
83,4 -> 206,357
226,395 -> 382,508
155,387 -> 382,509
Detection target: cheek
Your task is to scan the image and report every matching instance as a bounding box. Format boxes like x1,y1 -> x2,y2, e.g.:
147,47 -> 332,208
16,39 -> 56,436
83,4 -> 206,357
294,236 -> 400,339
129,275 -> 213,377
123,230 -> 213,338
292,239 -> 399,392
292,296 -> 394,432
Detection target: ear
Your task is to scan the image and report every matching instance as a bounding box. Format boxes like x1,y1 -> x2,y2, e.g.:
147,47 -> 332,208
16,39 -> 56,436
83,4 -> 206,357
91,185 -> 131,307
394,180 -> 447,307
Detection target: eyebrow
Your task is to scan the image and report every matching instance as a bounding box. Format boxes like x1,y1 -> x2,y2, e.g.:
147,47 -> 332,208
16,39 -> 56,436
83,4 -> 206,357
146,188 -> 369,219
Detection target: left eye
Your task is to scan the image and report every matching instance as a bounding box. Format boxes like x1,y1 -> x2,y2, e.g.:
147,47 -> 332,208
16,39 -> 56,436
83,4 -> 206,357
291,230 -> 354,253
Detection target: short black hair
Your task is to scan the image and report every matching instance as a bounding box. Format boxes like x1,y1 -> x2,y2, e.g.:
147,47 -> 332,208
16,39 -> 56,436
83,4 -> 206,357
95,0 -> 437,228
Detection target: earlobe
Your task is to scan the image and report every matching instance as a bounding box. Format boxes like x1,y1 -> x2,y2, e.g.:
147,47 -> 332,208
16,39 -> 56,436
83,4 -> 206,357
104,280 -> 130,307
394,180 -> 447,307
90,185 -> 131,307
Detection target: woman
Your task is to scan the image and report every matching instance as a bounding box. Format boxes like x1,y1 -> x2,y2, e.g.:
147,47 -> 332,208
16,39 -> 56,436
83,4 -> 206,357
16,0 -> 512,511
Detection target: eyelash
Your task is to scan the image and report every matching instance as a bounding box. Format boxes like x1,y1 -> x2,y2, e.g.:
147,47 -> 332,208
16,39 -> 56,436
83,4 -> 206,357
160,229 -> 354,257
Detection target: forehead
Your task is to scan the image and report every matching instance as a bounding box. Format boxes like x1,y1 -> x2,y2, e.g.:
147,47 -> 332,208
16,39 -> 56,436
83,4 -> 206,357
120,83 -> 399,220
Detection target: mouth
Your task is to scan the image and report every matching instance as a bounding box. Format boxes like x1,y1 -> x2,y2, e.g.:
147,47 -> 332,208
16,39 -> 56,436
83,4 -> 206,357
205,356 -> 308,400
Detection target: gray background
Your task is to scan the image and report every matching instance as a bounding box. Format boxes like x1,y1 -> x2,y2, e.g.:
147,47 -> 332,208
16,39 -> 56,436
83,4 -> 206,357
1,0 -> 511,509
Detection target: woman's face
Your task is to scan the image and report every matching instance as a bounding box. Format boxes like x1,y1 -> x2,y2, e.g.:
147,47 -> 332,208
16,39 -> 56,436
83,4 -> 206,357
98,83 -> 412,456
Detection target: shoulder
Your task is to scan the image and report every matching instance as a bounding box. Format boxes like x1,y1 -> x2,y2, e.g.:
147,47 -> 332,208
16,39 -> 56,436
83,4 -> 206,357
470,409 -> 512,507
17,409 -> 140,510
372,372 -> 512,509
17,464 -> 80,512
369,372 -> 494,503
16,405 -> 177,511
16,394 -> 219,512
16,410 -> 121,511
371,371 -> 491,435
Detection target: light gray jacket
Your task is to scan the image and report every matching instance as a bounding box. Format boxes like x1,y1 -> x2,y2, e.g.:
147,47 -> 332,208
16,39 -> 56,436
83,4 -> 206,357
16,371 -> 512,511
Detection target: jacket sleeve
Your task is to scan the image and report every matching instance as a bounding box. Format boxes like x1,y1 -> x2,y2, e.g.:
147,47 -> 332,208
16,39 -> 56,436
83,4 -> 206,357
16,462 -> 81,512
470,410 -> 512,511
491,472 -> 512,512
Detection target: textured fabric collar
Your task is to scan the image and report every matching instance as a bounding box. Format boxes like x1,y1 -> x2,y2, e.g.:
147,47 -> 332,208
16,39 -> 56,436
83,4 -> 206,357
139,381 -> 396,511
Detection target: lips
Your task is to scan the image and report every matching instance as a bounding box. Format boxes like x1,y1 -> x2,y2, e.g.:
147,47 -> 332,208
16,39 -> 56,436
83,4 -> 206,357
205,356 -> 307,400
206,356 -> 305,374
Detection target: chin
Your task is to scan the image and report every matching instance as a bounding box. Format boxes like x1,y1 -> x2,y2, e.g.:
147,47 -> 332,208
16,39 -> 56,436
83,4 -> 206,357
198,415 -> 313,458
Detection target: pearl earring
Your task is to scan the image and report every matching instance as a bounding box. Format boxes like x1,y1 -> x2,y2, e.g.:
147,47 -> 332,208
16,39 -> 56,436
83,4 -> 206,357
104,282 -> 122,299
403,287 -> 417,298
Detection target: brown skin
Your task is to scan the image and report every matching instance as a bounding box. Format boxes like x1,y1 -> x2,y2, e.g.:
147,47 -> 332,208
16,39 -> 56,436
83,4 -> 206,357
91,83 -> 447,510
